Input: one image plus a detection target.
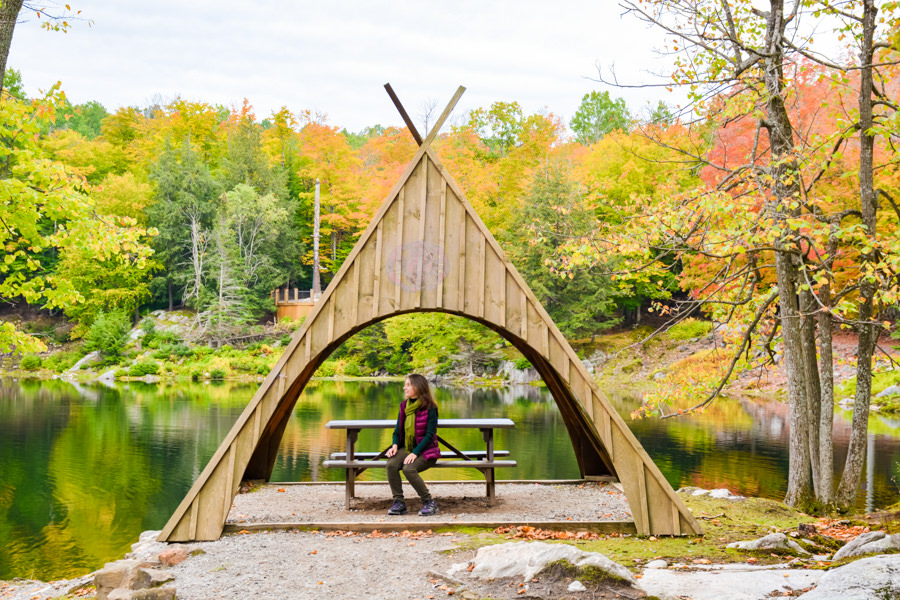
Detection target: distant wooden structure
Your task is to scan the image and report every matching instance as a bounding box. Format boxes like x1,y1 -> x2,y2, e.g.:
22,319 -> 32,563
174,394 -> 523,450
272,288 -> 317,321
159,86 -> 703,542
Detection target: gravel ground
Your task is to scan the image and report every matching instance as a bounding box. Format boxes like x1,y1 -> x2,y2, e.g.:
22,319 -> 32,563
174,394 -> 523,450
229,481 -> 633,525
171,530 -> 471,600
0,482 -> 633,600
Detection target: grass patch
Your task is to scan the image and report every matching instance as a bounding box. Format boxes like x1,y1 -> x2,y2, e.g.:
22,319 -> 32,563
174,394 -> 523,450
836,368 -> 900,415
667,318 -> 713,341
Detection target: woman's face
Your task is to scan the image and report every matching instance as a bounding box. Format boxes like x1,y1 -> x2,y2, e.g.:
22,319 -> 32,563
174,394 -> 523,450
403,378 -> 416,399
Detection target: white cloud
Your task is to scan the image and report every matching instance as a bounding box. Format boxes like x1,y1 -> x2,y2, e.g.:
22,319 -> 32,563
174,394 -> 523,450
8,0 -> 680,132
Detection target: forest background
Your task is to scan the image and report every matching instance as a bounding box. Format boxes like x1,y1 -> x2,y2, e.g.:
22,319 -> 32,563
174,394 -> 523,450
3,0 -> 900,513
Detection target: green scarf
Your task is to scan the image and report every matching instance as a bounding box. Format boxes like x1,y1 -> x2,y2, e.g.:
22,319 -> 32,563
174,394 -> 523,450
404,398 -> 422,451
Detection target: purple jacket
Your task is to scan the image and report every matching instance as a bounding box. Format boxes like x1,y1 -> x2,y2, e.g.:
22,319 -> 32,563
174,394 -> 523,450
393,400 -> 440,461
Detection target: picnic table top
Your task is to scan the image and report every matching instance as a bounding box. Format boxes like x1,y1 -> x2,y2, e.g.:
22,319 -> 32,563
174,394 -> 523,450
325,418 -> 515,430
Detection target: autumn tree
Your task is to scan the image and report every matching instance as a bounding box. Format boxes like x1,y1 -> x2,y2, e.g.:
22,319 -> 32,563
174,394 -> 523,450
603,0 -> 900,509
0,87 -> 154,350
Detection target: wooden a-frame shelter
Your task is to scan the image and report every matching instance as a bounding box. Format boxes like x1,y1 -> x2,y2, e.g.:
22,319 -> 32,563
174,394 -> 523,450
158,86 -> 703,542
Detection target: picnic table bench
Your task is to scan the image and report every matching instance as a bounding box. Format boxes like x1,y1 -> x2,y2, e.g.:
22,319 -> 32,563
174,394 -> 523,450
324,418 -> 516,508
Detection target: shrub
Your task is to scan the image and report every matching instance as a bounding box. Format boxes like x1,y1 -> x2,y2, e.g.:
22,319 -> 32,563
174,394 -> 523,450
316,360 -> 338,377
229,359 -> 255,372
343,362 -> 363,377
256,364 -> 270,375
20,354 -> 42,370
152,345 -> 174,359
43,351 -> 82,372
129,359 -> 159,376
140,318 -> 157,343
209,368 -> 226,380
513,357 -> 532,371
667,318 -> 713,341
435,362 -> 453,375
83,310 -> 131,358
114,368 -> 128,378
384,354 -> 411,375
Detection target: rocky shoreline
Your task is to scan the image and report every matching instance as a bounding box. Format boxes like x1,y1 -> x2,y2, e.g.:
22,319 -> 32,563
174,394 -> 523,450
3,486 -> 900,600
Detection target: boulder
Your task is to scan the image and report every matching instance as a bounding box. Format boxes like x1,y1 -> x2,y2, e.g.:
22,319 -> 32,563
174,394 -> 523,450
95,560 -> 142,600
158,547 -> 188,567
67,351 -> 100,373
568,580 -> 587,592
108,587 -> 176,600
464,541 -> 635,584
132,588 -> 176,600
131,567 -> 174,590
833,530 -> 900,561
876,384 -> 900,398
128,530 -> 166,563
727,533 -> 809,555
94,557 -> 175,600
798,554 -> 900,600
645,559 -> 668,569
708,488 -> 744,500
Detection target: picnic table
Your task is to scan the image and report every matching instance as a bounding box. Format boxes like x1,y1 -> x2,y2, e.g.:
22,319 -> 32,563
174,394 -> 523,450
324,418 -> 516,508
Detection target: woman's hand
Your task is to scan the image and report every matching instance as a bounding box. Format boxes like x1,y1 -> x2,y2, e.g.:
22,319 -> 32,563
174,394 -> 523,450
386,444 -> 398,458
403,452 -> 418,464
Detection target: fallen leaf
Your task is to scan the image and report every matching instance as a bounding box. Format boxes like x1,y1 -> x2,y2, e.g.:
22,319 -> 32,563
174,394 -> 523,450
309,550 -> 317,555
277,488 -> 285,492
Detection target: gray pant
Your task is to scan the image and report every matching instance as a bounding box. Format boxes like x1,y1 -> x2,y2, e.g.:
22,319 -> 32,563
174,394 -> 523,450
386,449 -> 436,502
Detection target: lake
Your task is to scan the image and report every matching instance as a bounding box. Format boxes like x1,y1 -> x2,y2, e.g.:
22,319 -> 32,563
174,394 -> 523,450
1,377 -> 898,580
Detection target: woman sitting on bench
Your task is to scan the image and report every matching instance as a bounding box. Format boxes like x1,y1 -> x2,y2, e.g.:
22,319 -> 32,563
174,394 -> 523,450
385,373 -> 440,516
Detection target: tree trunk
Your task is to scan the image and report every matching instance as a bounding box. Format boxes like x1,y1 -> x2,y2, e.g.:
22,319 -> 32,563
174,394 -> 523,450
816,233 -> 837,505
0,0 -> 23,95
168,280 -> 174,311
837,0 -> 879,507
800,284 -> 822,498
777,252 -> 814,505
763,0 -> 813,506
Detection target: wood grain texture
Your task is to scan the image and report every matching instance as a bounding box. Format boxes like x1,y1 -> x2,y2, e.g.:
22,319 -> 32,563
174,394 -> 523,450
157,95 -> 701,542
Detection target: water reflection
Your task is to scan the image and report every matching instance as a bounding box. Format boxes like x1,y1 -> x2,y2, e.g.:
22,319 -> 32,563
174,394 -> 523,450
0,378 -> 898,581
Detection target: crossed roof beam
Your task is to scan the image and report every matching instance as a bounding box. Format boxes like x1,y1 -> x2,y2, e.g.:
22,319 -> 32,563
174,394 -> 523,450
384,83 -> 466,147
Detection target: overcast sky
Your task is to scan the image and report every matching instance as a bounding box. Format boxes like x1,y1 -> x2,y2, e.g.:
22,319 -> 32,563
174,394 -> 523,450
8,1 -> 680,133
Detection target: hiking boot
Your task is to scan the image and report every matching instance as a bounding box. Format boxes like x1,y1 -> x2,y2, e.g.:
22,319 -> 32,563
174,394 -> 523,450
387,500 -> 407,515
418,499 -> 439,516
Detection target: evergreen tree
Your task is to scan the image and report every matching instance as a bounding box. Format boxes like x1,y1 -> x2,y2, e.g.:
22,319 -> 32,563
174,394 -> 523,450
505,166 -> 619,339
146,139 -> 220,310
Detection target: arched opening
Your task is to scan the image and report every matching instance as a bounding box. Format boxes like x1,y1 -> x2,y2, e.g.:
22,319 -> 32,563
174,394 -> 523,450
242,309 -> 617,486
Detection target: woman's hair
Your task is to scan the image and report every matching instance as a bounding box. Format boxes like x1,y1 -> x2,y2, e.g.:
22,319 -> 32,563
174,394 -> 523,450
406,373 -> 436,410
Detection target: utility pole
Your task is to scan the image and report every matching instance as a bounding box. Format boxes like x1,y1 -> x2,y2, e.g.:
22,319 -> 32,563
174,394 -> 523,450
312,178 -> 321,298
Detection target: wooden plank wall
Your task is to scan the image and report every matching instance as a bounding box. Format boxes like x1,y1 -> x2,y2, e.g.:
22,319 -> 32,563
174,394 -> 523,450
158,148 -> 702,542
